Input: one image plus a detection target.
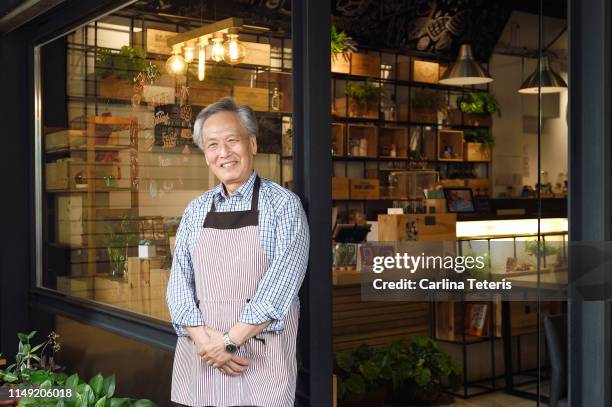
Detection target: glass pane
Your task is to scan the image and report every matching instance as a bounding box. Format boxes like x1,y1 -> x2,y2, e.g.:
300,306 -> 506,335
39,1 -> 293,321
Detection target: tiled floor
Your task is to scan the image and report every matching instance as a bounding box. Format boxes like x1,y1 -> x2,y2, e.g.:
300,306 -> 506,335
386,391 -> 546,407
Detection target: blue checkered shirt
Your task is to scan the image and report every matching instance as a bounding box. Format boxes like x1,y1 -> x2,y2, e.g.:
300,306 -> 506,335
166,171 -> 309,336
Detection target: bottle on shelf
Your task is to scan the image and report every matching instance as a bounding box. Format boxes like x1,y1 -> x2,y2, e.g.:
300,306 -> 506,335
359,137 -> 368,157
390,143 -> 397,158
271,87 -> 281,111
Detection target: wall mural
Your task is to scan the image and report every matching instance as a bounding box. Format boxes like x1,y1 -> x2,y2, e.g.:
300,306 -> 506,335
332,0 -> 511,62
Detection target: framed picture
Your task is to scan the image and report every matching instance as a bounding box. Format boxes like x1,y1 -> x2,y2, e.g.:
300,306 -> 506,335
443,187 -> 476,213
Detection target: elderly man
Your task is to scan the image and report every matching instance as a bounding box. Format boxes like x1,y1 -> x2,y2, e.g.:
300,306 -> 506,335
166,98 -> 309,407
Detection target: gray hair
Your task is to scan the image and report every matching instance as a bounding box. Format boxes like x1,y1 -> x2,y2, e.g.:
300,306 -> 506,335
192,97 -> 258,149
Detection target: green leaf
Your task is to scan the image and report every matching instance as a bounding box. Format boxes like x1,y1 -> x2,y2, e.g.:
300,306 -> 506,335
28,331 -> 37,340
3,372 -> 18,382
66,374 -> 80,389
108,398 -> 130,407
103,375 -> 116,398
89,374 -> 104,397
94,396 -> 107,407
132,400 -> 156,407
334,351 -> 354,373
358,361 -> 381,381
344,374 -> 366,399
18,333 -> 29,342
40,379 -> 53,389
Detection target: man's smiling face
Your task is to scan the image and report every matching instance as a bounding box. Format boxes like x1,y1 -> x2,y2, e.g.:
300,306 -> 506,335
201,111 -> 257,194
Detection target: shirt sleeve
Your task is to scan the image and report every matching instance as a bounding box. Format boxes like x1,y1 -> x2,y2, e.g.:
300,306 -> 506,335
166,202 -> 205,336
239,194 -> 309,331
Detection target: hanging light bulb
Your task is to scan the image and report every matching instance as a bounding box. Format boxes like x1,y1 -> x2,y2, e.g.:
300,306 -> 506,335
198,36 -> 208,81
183,41 -> 195,63
166,44 -> 187,75
210,32 -> 225,62
222,27 -> 246,65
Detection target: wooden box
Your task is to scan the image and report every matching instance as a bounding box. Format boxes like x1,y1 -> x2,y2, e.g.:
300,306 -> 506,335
466,178 -> 492,196
463,113 -> 492,127
350,178 -> 380,200
437,130 -> 464,161
331,53 -> 350,74
464,142 -> 491,161
56,276 -> 94,299
98,76 -> 134,101
334,97 -> 379,119
331,123 -> 345,157
377,213 -> 457,241
189,81 -> 231,106
378,127 -> 408,158
350,52 -> 381,77
412,60 -> 440,84
332,177 -> 350,200
410,109 -> 438,124
241,42 -> 271,67
347,124 -> 377,157
439,179 -> 466,188
146,28 -> 176,55
233,86 -> 269,111
56,194 -> 85,246
45,129 -> 86,151
46,160 -> 87,190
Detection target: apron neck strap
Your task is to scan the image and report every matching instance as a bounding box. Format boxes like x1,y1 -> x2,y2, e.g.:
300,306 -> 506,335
210,175 -> 261,213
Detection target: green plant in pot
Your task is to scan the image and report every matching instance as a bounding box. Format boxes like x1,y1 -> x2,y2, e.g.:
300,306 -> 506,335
464,129 -> 495,147
334,345 -> 386,407
96,46 -> 160,83
331,25 -> 357,60
411,90 -> 447,123
99,216 -> 139,278
457,92 -> 501,116
385,337 -> 461,405
345,79 -> 384,118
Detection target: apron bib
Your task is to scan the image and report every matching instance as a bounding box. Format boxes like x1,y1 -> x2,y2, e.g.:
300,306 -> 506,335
171,177 -> 299,407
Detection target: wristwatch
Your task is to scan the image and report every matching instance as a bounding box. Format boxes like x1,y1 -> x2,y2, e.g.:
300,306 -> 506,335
223,332 -> 238,353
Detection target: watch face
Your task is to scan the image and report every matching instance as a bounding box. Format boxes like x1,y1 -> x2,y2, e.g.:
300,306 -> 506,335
225,343 -> 238,354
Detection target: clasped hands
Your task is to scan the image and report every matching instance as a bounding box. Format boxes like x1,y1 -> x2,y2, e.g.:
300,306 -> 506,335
195,327 -> 249,377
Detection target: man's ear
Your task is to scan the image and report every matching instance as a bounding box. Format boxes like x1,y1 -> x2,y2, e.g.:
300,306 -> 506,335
250,136 -> 257,155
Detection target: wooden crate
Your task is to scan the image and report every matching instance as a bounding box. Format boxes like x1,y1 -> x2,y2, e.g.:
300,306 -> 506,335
332,177 -> 350,200
410,109 -> 438,124
464,142 -> 491,161
233,86 -> 269,111
350,52 -> 381,77
347,124 -> 377,157
331,123 -> 345,157
439,179 -> 466,188
189,81 -> 231,106
437,130 -> 464,161
463,113 -> 492,127
377,213 -> 457,241
334,97 -> 379,119
350,178 -> 380,200
57,276 -> 94,299
331,53 -> 350,74
98,76 -> 134,101
46,160 -> 87,190
146,28 -> 176,55
425,199 -> 447,214
378,127 -> 408,158
411,60 -> 440,84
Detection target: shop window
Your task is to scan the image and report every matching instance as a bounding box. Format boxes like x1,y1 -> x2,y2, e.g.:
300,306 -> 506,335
37,1 -> 293,323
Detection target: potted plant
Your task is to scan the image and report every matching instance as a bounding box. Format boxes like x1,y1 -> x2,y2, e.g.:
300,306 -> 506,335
331,25 -> 357,74
0,331 -> 63,406
385,337 -> 461,405
525,239 -> 559,269
99,216 -> 139,278
410,90 -> 446,123
454,92 -> 501,126
95,46 -> 161,101
334,345 -> 387,407
343,79 -> 384,118
463,129 -> 494,161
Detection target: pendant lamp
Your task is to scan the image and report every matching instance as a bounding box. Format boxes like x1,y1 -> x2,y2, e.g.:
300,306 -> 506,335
518,56 -> 567,94
439,43 -> 493,86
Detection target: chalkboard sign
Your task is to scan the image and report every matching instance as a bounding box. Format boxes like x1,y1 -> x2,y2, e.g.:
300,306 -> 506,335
154,104 -> 195,149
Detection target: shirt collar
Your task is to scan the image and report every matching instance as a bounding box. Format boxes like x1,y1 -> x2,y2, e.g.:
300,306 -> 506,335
213,171 -> 257,202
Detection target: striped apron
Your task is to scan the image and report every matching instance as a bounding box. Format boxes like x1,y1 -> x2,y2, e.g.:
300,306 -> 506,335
171,177 -> 299,407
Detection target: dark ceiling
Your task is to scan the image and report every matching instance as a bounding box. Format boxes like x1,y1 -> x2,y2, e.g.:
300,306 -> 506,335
0,0 -> 27,18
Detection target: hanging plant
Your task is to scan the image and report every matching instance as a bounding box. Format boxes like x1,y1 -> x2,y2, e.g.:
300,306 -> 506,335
331,25 -> 357,58
457,92 -> 501,116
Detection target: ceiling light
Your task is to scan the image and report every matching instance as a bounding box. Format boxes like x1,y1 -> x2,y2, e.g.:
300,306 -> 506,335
439,44 -> 493,86
518,56 -> 567,94
183,41 -> 195,63
198,37 -> 208,81
222,27 -> 246,65
166,44 -> 187,75
210,33 -> 225,62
